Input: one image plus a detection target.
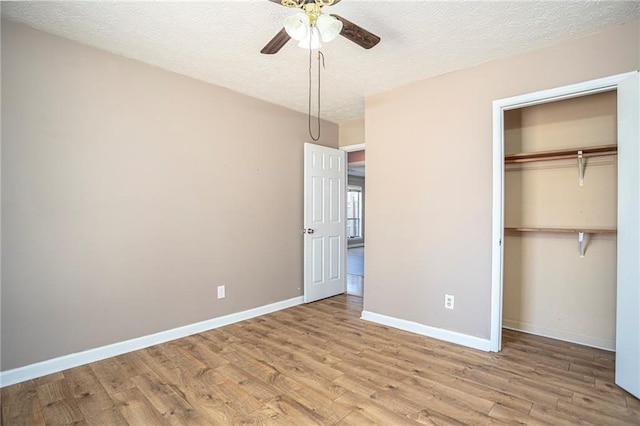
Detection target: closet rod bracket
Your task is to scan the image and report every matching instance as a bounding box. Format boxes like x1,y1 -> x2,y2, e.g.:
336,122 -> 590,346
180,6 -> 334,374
577,150 -> 585,186
578,231 -> 585,258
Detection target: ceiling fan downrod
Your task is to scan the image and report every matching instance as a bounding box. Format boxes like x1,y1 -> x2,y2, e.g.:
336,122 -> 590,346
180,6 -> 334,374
281,0 -> 335,8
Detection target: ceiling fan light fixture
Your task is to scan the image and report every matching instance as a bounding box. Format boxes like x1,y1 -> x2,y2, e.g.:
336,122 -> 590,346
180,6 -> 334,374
284,12 -> 310,41
316,13 -> 342,43
297,25 -> 322,49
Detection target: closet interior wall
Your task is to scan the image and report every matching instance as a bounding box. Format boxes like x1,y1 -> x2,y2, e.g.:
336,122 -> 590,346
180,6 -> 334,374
503,91 -> 618,350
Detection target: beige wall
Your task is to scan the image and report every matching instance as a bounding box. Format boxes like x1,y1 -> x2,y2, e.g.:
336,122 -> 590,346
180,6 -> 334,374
365,22 -> 638,339
339,118 -> 365,147
503,92 -> 617,349
1,20 -> 338,371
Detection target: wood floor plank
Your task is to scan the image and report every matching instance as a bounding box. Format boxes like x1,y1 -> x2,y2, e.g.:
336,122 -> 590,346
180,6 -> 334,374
488,403 -> 545,425
156,343 -> 209,379
265,394 -> 329,425
1,381 -> 46,426
529,403 -> 593,425
249,315 -> 344,365
130,370 -> 211,425
332,353 -> 497,424
233,320 -> 345,380
186,331 -> 239,357
456,365 -> 563,409
2,381 -> 38,408
361,346 -> 533,414
333,375 -> 453,425
3,294 -> 639,425
224,335 -> 347,401
502,329 -> 603,362
142,342 -> 277,424
36,379 -> 85,425
262,379 -> 354,425
627,392 -> 640,410
113,351 -> 154,379
63,365 -> 129,425
556,398 -> 637,425
32,373 -> 66,387
216,347 -> 281,386
569,358 -> 617,381
571,391 -> 640,423
112,387 -> 170,425
213,344 -> 354,424
89,356 -> 135,398
209,363 -> 280,403
334,391 -> 442,426
63,365 -> 115,409
197,369 -> 265,417
150,364 -> 240,425
174,335 -> 230,370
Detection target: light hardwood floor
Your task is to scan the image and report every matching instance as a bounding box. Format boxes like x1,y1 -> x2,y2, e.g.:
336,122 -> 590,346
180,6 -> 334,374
346,274 -> 363,297
2,294 -> 639,425
347,247 -> 364,297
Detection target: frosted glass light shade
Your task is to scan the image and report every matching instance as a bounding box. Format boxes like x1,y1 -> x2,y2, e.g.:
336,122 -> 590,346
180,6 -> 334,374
316,13 -> 342,43
297,26 -> 322,50
284,12 -> 310,41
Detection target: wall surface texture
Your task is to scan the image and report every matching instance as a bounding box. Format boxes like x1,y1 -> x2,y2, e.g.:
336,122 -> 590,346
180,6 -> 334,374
365,22 -> 638,340
1,20 -> 338,370
503,92 -> 618,350
339,118 -> 365,147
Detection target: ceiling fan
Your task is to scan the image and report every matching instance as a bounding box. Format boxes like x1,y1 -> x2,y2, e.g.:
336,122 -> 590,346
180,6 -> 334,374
261,0 -> 380,54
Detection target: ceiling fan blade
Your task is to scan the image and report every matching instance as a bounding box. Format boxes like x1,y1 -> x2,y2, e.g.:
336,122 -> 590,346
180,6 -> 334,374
261,28 -> 291,54
332,14 -> 380,49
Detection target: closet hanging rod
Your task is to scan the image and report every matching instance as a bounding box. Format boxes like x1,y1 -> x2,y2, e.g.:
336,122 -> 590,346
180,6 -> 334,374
504,143 -> 617,164
505,227 -> 617,234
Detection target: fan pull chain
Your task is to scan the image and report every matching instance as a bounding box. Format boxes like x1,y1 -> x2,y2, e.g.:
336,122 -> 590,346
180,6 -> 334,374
308,49 -> 325,141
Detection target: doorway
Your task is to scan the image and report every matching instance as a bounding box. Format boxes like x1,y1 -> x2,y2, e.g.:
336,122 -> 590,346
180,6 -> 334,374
343,145 -> 365,297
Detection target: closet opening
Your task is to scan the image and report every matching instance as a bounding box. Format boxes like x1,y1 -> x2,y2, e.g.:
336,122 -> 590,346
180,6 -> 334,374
491,71 -> 640,398
502,91 -> 618,351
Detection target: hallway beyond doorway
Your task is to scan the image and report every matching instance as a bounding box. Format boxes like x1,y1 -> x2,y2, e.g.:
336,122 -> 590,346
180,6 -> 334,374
347,247 -> 363,296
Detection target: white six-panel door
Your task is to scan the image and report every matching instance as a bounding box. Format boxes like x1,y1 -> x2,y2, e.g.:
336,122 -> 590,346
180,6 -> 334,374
615,73 -> 640,399
303,143 -> 346,303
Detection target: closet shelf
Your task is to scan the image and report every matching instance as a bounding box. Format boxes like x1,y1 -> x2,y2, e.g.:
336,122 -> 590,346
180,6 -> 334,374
505,227 -> 617,234
505,227 -> 617,258
504,144 -> 617,164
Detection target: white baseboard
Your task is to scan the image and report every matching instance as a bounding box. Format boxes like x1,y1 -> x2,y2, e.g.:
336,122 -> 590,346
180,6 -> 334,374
503,319 -> 615,352
0,296 -> 304,388
361,310 -> 491,352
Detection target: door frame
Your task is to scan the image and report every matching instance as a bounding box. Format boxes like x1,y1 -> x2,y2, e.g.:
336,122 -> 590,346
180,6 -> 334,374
340,143 -> 365,153
342,143 -> 365,248
341,143 -> 366,293
490,71 -> 637,352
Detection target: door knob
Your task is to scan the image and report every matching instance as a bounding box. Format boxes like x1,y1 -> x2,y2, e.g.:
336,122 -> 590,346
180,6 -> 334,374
303,228 -> 315,234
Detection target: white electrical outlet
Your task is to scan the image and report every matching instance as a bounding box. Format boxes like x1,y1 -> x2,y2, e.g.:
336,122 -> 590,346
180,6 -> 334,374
217,285 -> 226,299
445,294 -> 454,310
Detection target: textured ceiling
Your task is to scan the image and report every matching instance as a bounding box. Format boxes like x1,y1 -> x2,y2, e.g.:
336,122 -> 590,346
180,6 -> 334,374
2,1 -> 639,124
